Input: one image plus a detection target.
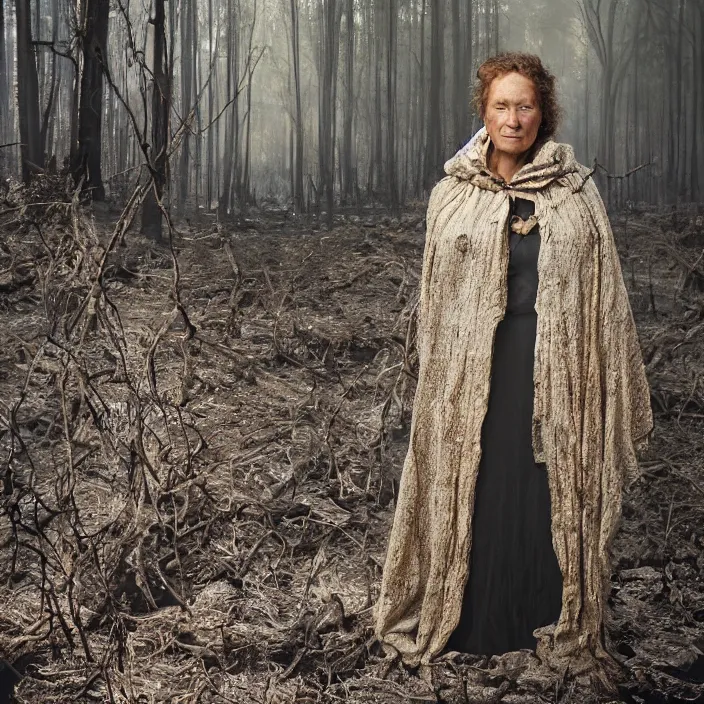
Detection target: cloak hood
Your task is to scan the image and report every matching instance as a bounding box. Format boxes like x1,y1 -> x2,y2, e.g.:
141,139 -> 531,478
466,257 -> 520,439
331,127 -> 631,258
373,128 -> 653,691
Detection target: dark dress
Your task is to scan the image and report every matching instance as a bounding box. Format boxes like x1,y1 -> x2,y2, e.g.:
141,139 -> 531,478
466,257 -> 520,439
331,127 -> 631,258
445,196 -> 563,656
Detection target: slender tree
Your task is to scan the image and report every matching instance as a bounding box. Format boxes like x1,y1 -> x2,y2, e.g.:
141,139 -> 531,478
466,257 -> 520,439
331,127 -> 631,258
219,0 -> 239,217
340,0 -> 354,206
15,0 -> 44,182
0,0 -> 8,150
317,0 -> 343,226
178,0 -> 195,214
386,0 -> 398,211
424,0 -> 443,191
141,0 -> 170,241
73,0 -> 109,199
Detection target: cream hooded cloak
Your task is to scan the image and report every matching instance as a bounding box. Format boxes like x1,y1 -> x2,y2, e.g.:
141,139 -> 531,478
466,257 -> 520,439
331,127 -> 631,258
373,127 -> 654,687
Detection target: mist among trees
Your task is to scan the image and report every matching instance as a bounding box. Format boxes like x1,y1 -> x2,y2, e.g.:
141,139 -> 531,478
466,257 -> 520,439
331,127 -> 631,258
1,0 -> 702,236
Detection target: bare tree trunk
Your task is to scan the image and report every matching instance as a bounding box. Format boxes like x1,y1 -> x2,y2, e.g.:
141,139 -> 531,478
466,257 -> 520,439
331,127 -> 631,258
451,0 -> 462,150
372,0 -> 383,196
42,0 -> 60,164
219,0 -> 237,218
73,0 -> 109,199
630,34 -> 639,202
15,0 -> 44,182
244,65 -> 253,203
666,14 -> 676,202
214,60 -> 221,209
465,0 -> 473,134
674,0 -> 684,200
206,0 -> 214,209
386,0 -> 398,211
0,0 -> 8,150
484,0 -> 490,58
242,0 -> 258,206
290,0 -> 304,213
424,0 -> 443,191
492,0 -> 499,53
403,2 -> 415,203
141,0 -> 170,241
194,19 -> 202,211
178,0 -> 194,214
340,0 -> 354,206
416,0 -> 427,196
691,0 -> 702,199
317,0 -> 342,228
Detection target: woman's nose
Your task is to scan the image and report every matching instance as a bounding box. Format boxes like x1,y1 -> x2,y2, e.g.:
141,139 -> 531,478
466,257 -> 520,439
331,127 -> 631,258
506,109 -> 520,126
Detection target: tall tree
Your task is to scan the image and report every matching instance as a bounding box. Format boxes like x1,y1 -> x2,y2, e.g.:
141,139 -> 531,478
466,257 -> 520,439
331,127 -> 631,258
316,0 -> 343,227
41,0 -> 60,164
386,0 -> 398,211
0,0 -> 8,149
206,0 -> 214,209
451,0 -> 463,150
691,0 -> 702,200
15,0 -> 44,182
73,0 -> 109,199
141,0 -> 170,241
340,0 -> 354,206
424,0 -> 443,191
219,0 -> 239,217
178,0 -> 195,214
290,0 -> 304,212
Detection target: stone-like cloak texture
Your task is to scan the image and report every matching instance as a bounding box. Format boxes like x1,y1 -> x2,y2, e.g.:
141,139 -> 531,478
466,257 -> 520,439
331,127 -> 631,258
373,127 -> 654,689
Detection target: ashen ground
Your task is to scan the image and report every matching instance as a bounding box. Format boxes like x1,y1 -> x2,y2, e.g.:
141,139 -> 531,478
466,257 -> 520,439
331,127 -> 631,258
0,197 -> 702,703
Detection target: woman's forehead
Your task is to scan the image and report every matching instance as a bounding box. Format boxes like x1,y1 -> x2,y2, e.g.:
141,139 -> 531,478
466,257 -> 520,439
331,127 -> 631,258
488,73 -> 538,101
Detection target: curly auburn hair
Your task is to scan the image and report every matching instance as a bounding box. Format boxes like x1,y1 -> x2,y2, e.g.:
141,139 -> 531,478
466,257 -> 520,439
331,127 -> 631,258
472,52 -> 563,140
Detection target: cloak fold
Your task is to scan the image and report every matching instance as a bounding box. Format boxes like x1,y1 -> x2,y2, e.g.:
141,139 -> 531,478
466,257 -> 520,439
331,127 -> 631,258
373,127 -> 654,689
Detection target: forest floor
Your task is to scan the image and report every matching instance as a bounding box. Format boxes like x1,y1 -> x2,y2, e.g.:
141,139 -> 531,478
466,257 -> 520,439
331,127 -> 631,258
0,177 -> 703,704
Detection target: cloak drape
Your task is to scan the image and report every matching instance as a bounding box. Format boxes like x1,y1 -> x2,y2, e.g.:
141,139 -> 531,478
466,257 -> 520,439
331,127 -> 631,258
373,127 -> 654,689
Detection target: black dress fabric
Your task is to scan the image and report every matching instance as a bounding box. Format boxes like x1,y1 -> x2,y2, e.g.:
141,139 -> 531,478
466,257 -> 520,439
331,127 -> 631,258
445,196 -> 563,656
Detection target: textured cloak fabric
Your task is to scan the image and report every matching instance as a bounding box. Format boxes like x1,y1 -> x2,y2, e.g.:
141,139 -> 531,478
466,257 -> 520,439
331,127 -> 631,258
373,127 -> 654,689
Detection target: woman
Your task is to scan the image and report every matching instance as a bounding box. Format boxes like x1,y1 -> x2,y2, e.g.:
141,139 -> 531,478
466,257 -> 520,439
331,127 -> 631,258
373,53 -> 653,692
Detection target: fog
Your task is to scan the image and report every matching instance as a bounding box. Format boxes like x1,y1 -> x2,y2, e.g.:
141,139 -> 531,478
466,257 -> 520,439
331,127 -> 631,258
2,0 -> 702,220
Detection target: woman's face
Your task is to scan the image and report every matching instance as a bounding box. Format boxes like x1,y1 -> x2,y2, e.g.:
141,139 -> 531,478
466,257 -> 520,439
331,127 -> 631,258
483,72 -> 543,158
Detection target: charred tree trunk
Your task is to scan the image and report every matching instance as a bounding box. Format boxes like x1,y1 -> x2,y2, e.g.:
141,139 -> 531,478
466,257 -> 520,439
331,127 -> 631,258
0,0 -> 8,149
73,0 -> 109,199
41,0 -> 60,163
219,0 -> 238,218
340,0 -> 354,207
317,0 -> 342,228
290,0 -> 304,213
141,0 -> 170,241
15,0 -> 43,183
242,0 -> 258,206
372,0 -> 383,196
691,0 -> 702,199
674,0 -> 684,200
451,0 -> 462,150
416,0 -> 427,196
206,0 -> 214,209
423,0 -> 443,191
178,0 -> 194,214
386,0 -> 398,211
